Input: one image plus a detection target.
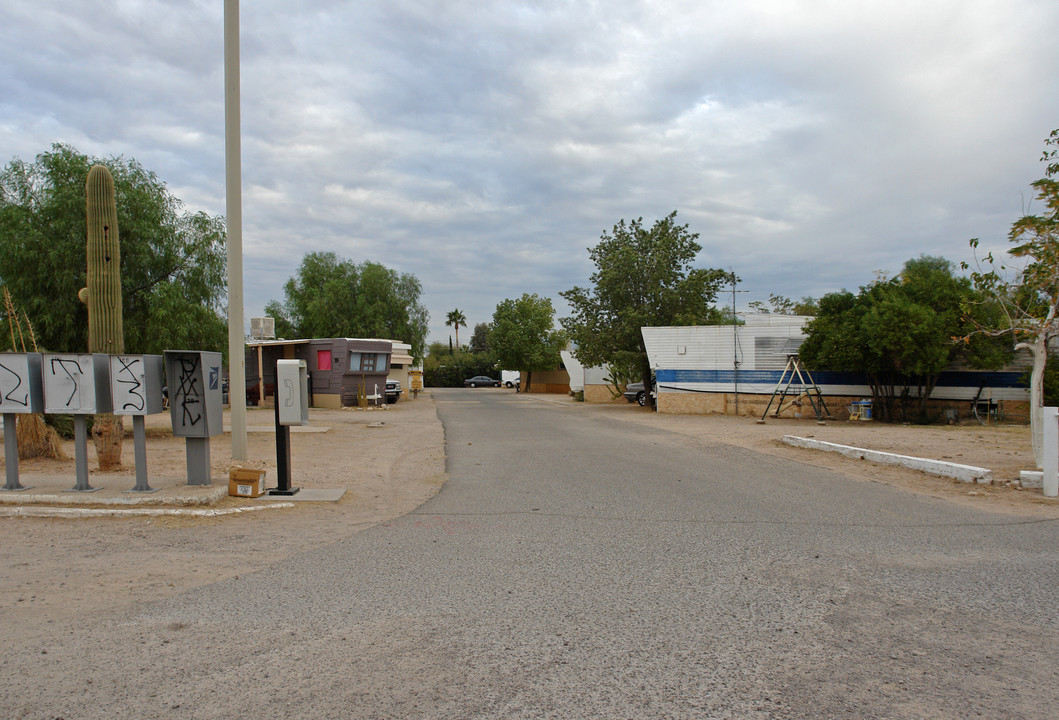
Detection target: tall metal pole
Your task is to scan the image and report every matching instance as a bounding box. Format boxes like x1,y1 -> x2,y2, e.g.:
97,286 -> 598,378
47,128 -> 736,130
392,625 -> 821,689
732,273 -> 739,416
225,0 -> 248,460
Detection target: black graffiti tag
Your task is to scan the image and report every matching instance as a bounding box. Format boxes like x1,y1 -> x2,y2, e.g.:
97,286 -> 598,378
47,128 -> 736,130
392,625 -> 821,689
51,357 -> 84,408
115,356 -> 145,412
176,357 -> 202,427
0,360 -> 27,408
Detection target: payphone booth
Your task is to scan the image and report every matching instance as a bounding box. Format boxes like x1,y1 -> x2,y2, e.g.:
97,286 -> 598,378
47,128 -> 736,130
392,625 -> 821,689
271,359 -> 309,495
110,354 -> 165,492
277,359 -> 309,427
42,353 -> 112,492
164,350 -> 223,485
0,352 -> 44,491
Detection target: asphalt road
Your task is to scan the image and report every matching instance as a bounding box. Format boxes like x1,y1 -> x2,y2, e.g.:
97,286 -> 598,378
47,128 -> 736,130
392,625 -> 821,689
5,388 -> 1059,719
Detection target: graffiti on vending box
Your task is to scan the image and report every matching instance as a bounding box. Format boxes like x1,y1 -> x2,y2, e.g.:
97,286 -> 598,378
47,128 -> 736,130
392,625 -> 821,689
0,358 -> 28,409
113,355 -> 145,412
175,356 -> 204,428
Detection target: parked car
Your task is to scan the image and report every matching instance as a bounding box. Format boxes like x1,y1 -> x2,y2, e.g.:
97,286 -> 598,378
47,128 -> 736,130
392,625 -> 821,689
385,380 -> 402,404
623,381 -> 655,406
504,375 -> 520,388
464,375 -> 501,388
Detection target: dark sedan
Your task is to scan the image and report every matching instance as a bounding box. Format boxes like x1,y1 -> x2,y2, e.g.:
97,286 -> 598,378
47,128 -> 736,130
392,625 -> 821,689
623,381 -> 657,406
464,375 -> 501,388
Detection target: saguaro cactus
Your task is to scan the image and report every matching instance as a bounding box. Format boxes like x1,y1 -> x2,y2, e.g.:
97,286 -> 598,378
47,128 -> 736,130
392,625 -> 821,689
83,165 -> 124,353
81,164 -> 124,469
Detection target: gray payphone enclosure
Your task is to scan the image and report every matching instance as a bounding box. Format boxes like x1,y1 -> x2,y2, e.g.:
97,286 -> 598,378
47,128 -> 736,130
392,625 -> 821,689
277,359 -> 309,426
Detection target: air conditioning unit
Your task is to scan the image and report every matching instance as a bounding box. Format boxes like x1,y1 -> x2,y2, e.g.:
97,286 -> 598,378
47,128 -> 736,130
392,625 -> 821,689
250,317 -> 276,340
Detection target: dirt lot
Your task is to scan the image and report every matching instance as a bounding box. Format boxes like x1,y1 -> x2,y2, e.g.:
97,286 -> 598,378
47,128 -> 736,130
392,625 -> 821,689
0,398 -> 446,646
600,400 -> 1055,516
1,391 -> 1056,648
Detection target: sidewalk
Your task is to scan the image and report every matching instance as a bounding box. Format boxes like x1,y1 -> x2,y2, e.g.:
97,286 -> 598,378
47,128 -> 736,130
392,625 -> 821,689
0,407 -> 352,516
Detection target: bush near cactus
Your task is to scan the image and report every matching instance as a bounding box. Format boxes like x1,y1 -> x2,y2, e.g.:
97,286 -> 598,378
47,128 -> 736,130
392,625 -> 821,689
0,144 -> 228,357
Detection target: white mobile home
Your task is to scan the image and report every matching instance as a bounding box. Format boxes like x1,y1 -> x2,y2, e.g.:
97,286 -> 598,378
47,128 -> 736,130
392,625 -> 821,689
641,315 -> 1029,418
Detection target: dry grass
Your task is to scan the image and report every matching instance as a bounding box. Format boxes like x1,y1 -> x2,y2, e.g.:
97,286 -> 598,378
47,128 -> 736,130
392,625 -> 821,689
3,286 -> 67,460
14,414 -> 66,460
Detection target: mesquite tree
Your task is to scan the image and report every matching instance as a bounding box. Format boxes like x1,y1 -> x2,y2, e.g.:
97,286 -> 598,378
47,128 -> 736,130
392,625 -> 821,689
964,129 -> 1059,467
560,211 -> 728,406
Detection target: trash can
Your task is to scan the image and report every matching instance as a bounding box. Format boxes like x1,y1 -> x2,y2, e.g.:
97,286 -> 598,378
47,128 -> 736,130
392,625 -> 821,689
857,400 -> 872,421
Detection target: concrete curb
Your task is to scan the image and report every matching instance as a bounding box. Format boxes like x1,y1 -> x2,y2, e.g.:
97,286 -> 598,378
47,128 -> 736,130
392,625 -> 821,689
782,435 -> 993,484
0,503 -> 295,519
1018,470 -> 1043,489
0,487 -> 228,507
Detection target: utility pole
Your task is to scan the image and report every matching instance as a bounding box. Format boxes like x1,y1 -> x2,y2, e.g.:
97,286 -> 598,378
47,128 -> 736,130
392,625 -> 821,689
729,272 -> 749,416
225,0 -> 247,460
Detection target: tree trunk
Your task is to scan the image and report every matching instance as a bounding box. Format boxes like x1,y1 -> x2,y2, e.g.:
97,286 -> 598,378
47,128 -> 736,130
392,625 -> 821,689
641,360 -> 654,409
868,375 -> 892,422
525,370 -> 532,393
918,375 -> 940,418
1022,335 -> 1047,469
92,413 -> 124,470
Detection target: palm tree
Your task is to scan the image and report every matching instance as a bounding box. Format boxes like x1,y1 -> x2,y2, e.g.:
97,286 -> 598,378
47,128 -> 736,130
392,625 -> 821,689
446,308 -> 467,349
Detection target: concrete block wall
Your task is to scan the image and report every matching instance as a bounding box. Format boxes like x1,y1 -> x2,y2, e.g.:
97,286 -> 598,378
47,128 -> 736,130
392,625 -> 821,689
584,385 -> 619,403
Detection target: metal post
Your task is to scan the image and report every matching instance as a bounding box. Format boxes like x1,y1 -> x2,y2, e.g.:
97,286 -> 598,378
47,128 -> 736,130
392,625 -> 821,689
3,414 -> 30,491
69,416 -> 97,492
186,436 -> 212,485
257,345 -> 264,407
225,0 -> 247,461
732,274 -> 738,416
127,415 -> 157,493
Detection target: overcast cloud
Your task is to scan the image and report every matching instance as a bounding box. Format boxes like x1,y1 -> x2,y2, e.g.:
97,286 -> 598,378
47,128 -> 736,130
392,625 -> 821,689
2,0 -> 1057,343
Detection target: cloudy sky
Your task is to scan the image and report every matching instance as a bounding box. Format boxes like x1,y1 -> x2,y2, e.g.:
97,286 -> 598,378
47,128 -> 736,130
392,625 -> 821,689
3,0 -> 1058,344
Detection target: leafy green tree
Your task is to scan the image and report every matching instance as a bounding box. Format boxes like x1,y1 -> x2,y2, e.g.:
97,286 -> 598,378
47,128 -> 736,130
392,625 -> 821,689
490,293 -> 566,392
425,341 -> 452,359
266,251 -> 429,359
423,342 -> 497,387
964,129 -> 1059,466
469,322 -> 492,353
446,308 -> 467,350
800,256 -> 1004,422
749,294 -> 818,315
0,144 -> 227,354
602,357 -> 641,399
560,211 -> 728,404
263,301 -> 297,340
793,297 -> 819,316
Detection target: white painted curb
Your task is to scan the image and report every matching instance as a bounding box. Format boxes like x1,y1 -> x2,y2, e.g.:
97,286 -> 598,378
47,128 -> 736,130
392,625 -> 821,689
0,487 -> 228,507
0,503 -> 294,519
1019,471 -> 1043,489
782,435 -> 993,484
